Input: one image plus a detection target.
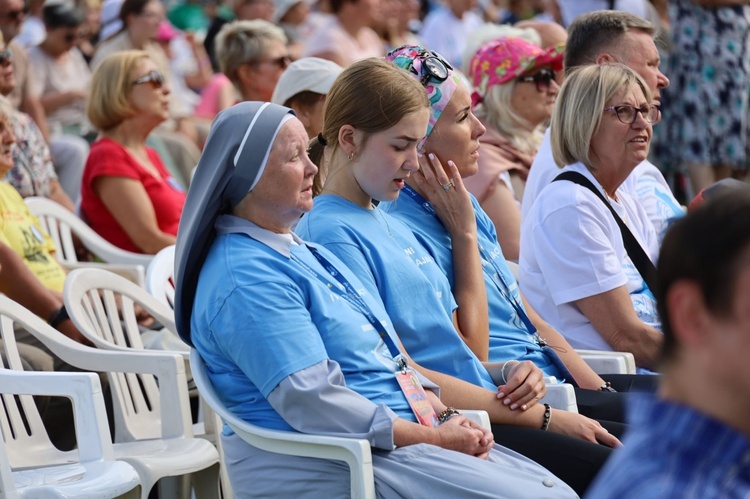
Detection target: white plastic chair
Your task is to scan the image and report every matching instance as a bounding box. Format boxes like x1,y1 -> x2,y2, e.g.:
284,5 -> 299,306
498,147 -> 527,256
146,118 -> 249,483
63,267 -> 225,498
0,296 -> 153,498
0,370 -> 142,499
145,244 -> 176,309
25,196 -> 152,285
190,348 -> 377,499
191,350 -> 492,499
7,292 -> 220,498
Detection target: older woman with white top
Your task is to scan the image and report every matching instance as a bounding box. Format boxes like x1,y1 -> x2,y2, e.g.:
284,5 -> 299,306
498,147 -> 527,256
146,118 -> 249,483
519,63 -> 662,371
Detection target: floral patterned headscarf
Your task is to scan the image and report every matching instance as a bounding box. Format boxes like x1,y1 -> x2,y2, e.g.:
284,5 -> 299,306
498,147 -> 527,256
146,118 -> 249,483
385,45 -> 461,136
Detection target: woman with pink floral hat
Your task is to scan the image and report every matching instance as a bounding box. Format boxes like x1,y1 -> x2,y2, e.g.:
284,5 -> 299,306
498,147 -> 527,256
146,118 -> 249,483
464,37 -> 563,261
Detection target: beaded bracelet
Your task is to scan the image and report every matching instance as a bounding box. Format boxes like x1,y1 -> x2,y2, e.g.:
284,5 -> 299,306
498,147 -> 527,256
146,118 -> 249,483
437,407 -> 460,425
47,305 -> 70,329
540,403 -> 552,431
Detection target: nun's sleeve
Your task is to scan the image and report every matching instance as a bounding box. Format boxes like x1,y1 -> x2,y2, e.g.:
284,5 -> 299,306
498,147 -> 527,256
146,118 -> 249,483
267,359 -> 398,450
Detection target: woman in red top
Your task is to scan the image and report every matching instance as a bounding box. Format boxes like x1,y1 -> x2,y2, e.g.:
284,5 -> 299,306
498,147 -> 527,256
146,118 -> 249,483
82,50 -> 186,254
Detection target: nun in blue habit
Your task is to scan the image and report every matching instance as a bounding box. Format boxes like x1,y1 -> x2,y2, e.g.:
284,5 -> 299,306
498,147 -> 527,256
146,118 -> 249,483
173,101 -> 577,498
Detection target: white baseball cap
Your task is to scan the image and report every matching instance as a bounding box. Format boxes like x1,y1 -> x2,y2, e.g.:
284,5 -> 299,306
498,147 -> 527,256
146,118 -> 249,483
273,0 -> 312,23
271,57 -> 343,106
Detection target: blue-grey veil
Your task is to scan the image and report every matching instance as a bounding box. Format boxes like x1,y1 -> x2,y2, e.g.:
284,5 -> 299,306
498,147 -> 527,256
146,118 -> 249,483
174,101 -> 295,346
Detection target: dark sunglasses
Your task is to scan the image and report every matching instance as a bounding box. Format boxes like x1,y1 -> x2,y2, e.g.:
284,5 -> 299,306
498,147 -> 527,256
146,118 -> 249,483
257,55 -> 291,69
0,49 -> 12,68
132,70 -> 165,89
517,68 -> 557,92
412,50 -> 452,87
2,8 -> 24,21
64,32 -> 82,42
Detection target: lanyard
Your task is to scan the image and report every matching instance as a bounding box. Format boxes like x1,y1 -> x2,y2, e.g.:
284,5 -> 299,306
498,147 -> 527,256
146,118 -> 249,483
293,244 -> 408,372
215,217 -> 407,371
401,185 -> 539,339
400,185 -> 579,384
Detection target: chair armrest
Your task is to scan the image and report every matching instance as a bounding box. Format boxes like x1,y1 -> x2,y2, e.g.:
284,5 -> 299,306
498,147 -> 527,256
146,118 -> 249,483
576,350 -> 636,375
31,331 -> 192,440
59,262 -> 145,287
459,410 -> 490,430
0,370 -> 113,462
540,382 -> 578,413
226,419 -> 375,499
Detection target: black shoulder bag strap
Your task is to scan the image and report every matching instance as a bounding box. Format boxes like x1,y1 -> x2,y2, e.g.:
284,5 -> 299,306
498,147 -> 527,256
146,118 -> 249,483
553,171 -> 657,291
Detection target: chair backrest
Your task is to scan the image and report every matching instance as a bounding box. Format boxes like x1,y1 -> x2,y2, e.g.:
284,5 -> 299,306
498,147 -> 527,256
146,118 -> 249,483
64,268 -> 183,443
145,245 -> 176,309
0,298 -> 75,469
24,196 -> 153,267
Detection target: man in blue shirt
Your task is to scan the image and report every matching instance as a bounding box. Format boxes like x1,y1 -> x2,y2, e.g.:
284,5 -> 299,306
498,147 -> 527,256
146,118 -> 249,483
587,191 -> 750,498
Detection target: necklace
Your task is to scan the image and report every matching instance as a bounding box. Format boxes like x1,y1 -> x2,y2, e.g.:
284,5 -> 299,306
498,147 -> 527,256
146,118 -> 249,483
320,187 -> 393,237
369,206 -> 393,237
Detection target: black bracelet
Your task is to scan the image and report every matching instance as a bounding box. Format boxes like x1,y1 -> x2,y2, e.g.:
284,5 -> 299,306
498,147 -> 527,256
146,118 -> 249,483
47,305 -> 70,329
437,407 -> 460,425
599,381 -> 617,393
540,403 -> 552,431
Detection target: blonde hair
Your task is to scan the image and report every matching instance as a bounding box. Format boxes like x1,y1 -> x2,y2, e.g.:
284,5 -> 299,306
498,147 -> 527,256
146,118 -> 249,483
87,50 -> 150,131
215,20 -> 287,87
474,81 -> 543,156
551,63 -> 652,170
0,95 -> 14,123
308,58 -> 429,195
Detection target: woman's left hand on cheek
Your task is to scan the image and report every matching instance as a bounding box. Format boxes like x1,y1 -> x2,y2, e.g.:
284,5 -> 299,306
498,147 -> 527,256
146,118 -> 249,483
414,153 -> 476,237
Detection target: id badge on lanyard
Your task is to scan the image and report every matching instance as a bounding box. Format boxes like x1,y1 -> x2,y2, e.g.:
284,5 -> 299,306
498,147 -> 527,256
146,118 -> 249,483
395,368 -> 440,428
295,243 -> 441,427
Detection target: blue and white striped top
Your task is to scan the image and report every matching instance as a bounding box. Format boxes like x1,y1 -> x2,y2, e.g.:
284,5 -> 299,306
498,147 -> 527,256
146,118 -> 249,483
586,394 -> 750,498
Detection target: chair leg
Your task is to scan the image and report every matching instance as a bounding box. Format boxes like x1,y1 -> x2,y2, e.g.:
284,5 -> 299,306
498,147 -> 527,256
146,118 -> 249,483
116,484 -> 142,499
158,474 -> 192,499
191,463 -> 221,499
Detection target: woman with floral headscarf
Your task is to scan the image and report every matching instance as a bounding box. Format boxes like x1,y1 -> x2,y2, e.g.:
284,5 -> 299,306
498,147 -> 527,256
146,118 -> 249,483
461,37 -> 564,261
174,98 -> 578,498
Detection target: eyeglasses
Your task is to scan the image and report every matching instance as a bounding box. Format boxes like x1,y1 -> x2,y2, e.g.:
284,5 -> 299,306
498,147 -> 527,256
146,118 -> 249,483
517,69 -> 557,92
132,70 -> 165,89
0,50 -> 12,67
413,50 -> 452,87
257,55 -> 291,69
604,104 -> 661,125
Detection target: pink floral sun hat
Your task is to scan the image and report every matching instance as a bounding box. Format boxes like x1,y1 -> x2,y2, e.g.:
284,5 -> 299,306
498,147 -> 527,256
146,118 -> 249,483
469,37 -> 564,107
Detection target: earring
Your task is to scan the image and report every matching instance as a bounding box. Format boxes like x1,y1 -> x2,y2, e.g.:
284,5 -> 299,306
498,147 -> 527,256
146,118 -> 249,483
348,151 -> 355,161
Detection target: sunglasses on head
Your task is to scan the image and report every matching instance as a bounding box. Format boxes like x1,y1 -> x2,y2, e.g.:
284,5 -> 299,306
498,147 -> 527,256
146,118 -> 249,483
517,68 -> 557,92
0,50 -> 12,68
412,50 -> 452,87
132,70 -> 165,89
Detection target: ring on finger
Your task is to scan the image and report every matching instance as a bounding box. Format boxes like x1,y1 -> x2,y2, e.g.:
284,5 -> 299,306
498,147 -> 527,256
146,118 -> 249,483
441,180 -> 454,191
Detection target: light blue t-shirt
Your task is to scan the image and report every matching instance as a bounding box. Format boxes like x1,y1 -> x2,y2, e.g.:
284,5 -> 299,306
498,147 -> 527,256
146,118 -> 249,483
297,195 -> 496,391
191,217 -> 417,431
382,192 -> 562,378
